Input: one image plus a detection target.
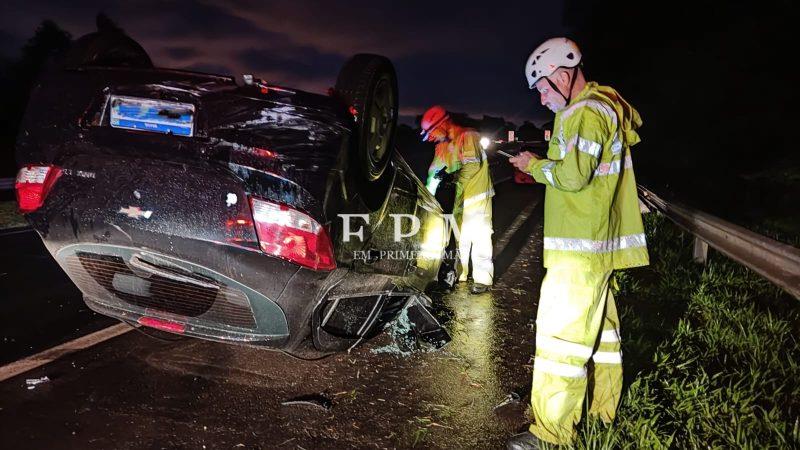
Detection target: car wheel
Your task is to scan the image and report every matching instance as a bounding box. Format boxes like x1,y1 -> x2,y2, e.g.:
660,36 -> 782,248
62,31 -> 153,68
335,54 -> 398,182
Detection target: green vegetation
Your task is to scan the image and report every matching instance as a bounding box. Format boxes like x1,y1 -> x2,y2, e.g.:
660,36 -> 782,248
567,214 -> 800,449
1,20 -> 72,177
0,200 -> 26,229
740,156 -> 800,246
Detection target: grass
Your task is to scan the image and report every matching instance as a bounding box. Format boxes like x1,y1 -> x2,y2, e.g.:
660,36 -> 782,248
560,213 -> 800,449
740,158 -> 800,245
0,199 -> 26,229
752,219 -> 800,248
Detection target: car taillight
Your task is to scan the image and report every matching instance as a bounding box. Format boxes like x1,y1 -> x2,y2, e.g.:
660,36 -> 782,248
138,316 -> 186,334
15,164 -> 62,213
249,197 -> 336,271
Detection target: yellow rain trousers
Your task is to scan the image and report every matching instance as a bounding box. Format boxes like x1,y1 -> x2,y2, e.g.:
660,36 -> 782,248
427,128 -> 494,286
524,82 -> 648,444
530,267 -> 622,443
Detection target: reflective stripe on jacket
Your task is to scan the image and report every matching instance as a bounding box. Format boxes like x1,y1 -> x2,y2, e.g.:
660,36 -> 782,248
526,82 -> 649,271
427,127 -> 495,217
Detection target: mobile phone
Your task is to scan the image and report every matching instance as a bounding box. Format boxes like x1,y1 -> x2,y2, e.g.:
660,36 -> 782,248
497,149 -> 515,159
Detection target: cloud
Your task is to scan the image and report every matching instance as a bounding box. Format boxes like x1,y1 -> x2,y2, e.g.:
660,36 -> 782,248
0,0 -> 561,121
164,46 -> 199,60
182,62 -> 233,76
140,1 -> 265,39
238,45 -> 344,83
211,0 -> 515,57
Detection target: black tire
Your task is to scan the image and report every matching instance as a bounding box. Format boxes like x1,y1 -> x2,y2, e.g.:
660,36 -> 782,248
335,54 -> 398,181
62,31 -> 153,68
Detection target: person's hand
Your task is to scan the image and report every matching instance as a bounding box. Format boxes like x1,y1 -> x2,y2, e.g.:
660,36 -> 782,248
509,151 -> 540,172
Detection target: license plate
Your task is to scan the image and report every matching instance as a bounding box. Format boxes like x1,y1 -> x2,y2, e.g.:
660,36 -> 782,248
109,96 -> 195,137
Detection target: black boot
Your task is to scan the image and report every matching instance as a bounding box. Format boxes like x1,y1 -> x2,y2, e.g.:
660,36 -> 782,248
506,431 -> 543,450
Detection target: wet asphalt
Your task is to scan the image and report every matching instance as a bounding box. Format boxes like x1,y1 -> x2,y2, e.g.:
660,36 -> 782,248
0,181 -> 545,450
0,228 -> 115,365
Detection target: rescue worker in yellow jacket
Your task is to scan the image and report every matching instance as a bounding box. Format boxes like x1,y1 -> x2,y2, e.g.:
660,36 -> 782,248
420,105 -> 494,294
506,38 -> 649,449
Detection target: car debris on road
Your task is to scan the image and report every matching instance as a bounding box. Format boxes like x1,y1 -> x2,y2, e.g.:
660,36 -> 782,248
25,376 -> 50,390
280,393 -> 333,412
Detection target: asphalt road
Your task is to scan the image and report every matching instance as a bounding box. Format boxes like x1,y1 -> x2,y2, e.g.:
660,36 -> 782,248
0,180 -> 545,450
0,228 -> 115,365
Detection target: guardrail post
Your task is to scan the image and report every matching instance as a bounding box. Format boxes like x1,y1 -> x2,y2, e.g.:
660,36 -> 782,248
693,237 -> 709,264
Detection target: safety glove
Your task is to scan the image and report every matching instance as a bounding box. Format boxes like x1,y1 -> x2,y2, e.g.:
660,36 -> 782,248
426,177 -> 441,195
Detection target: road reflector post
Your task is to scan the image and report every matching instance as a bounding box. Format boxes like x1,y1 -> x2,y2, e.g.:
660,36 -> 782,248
693,237 -> 709,264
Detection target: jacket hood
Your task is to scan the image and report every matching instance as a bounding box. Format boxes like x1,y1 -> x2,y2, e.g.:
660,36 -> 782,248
585,82 -> 643,147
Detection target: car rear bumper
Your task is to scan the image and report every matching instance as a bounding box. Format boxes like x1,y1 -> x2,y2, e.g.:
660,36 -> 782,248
52,242 -> 292,346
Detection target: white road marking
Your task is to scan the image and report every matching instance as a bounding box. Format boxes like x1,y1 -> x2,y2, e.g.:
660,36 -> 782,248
0,227 -> 33,236
493,196 -> 541,257
493,175 -> 512,185
0,323 -> 133,383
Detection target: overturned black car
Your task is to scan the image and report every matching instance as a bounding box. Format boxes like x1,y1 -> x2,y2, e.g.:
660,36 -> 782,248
15,29 -> 453,356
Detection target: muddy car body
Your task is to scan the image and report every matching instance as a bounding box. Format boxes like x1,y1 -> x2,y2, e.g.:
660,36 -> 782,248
15,30 -> 451,356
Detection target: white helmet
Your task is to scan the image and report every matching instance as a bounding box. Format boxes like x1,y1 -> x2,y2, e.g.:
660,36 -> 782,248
525,37 -> 582,89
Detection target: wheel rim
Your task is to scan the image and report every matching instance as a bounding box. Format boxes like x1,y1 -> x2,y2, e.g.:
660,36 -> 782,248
365,75 -> 395,171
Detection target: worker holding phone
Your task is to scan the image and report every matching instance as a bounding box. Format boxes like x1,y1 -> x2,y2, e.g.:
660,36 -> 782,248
506,38 -> 649,449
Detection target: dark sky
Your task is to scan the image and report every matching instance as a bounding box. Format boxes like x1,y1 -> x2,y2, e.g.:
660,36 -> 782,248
0,0 -> 570,126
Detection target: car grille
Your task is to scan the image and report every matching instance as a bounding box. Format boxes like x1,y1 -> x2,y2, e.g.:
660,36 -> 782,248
63,251 -> 257,329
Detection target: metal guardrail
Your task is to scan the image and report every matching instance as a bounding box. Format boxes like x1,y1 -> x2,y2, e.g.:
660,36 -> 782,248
639,186 -> 800,300
0,178 -> 13,191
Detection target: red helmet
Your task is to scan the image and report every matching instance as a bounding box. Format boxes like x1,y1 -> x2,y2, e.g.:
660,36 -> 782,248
420,105 -> 449,142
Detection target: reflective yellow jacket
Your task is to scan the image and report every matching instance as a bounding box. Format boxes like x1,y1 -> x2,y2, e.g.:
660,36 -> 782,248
527,82 -> 649,271
427,127 -> 494,218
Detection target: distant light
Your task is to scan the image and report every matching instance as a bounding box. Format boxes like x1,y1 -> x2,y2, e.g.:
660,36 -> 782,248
479,136 -> 491,150
253,147 -> 275,158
